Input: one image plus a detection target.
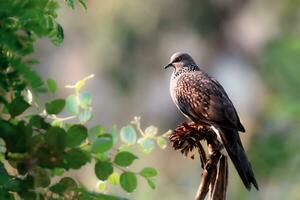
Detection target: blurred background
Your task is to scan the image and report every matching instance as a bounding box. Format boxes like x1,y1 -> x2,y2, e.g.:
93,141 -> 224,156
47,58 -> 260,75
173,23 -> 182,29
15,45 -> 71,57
33,0 -> 300,199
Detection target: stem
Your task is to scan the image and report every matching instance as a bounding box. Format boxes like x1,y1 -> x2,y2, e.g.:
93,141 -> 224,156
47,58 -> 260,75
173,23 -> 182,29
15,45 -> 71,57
210,155 -> 228,200
195,150 -> 221,200
112,163 -> 126,173
51,115 -> 77,121
197,142 -> 207,169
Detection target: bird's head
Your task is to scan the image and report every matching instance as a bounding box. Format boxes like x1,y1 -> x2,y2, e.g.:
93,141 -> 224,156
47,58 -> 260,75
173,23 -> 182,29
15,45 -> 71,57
164,52 -> 198,71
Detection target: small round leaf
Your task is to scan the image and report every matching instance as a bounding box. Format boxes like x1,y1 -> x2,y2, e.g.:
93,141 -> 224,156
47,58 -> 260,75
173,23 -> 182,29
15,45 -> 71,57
47,78 -> 57,93
95,161 -> 113,181
79,92 -> 92,108
66,125 -> 87,147
114,151 -> 138,167
88,125 -> 105,142
120,125 -> 136,145
34,168 -> 50,187
120,172 -> 137,193
91,134 -> 113,153
66,95 -> 79,114
79,107 -> 92,124
145,126 -> 158,137
108,172 -> 120,185
146,178 -> 156,189
110,124 -> 118,144
138,138 -> 155,154
8,97 -> 30,117
45,99 -> 65,114
45,127 -> 67,153
97,180 -> 106,192
64,149 -> 90,169
52,119 -> 62,127
139,167 -> 158,177
156,136 -> 167,149
50,177 -> 77,194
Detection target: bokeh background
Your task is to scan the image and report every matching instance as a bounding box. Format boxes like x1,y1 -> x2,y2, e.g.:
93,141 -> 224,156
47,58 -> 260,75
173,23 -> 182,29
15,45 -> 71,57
34,0 -> 300,199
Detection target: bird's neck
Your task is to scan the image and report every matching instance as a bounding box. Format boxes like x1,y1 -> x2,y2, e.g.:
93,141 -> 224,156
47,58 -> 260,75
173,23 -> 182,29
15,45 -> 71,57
172,64 -> 199,79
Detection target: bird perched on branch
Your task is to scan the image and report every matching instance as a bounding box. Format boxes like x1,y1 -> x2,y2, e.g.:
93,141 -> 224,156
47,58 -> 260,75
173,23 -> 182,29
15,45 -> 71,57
164,52 -> 258,190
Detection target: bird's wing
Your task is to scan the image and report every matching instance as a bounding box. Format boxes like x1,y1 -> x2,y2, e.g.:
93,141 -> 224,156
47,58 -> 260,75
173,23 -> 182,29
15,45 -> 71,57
210,78 -> 245,132
176,72 -> 244,131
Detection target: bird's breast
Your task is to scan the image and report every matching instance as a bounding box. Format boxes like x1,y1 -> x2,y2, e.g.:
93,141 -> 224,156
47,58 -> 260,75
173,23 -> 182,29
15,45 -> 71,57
169,74 -> 179,105
170,73 -> 198,111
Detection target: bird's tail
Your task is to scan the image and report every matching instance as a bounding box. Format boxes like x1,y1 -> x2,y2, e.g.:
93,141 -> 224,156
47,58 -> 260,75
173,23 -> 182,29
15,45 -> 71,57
218,127 -> 259,190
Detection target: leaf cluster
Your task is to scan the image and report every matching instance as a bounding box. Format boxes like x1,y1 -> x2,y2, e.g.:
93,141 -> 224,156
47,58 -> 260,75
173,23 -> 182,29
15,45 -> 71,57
0,1 -> 168,199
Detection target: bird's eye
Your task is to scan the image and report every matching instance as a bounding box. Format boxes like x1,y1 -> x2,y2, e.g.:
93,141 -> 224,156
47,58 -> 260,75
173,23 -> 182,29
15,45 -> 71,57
174,57 -> 181,62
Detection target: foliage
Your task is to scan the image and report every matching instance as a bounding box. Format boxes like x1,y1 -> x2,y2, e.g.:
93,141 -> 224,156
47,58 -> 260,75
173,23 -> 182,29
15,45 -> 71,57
0,1 -> 169,199
250,36 -> 300,180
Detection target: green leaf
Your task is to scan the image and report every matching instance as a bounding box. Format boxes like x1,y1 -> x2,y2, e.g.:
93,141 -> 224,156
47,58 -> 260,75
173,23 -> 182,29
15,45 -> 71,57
52,119 -> 62,127
2,178 -> 22,192
145,126 -> 158,137
0,188 -> 13,199
91,134 -> 113,153
79,107 -> 93,123
64,149 -> 90,169
146,178 -> 156,189
18,190 -> 36,199
114,151 -> 138,167
45,99 -> 65,114
47,78 -> 57,93
34,167 -> 50,187
66,95 -> 79,114
88,125 -> 105,142
50,177 -> 77,194
0,139 -> 6,162
97,180 -> 106,192
108,172 -> 120,185
65,0 -> 75,9
51,23 -> 64,46
29,115 -> 50,129
120,172 -> 137,193
79,92 -> 92,108
93,153 -> 109,161
110,124 -> 118,144
66,124 -> 87,147
120,125 -> 136,145
0,164 -> 11,185
138,138 -> 155,154
156,136 -> 167,149
45,127 -> 67,152
8,97 -> 30,117
51,168 -> 65,176
28,135 -> 45,154
139,167 -> 158,177
78,0 -> 87,11
95,161 -> 113,181
13,60 -> 44,91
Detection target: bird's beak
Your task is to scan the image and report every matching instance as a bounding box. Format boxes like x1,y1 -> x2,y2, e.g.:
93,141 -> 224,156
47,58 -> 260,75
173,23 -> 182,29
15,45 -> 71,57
164,63 -> 174,69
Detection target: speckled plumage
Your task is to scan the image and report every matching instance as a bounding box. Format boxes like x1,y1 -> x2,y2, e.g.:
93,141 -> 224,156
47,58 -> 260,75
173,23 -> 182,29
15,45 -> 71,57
170,70 -> 244,132
166,52 -> 258,190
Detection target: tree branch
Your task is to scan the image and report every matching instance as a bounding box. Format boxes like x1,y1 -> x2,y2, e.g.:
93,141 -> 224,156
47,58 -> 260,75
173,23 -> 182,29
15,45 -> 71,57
169,122 -> 229,200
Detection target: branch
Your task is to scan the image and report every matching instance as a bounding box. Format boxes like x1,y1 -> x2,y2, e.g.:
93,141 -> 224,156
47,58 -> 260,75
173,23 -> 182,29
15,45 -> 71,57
169,122 -> 228,200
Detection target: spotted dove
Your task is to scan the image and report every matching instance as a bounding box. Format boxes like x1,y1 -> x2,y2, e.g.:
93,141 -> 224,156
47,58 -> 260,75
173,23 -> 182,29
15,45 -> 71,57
165,52 -> 258,190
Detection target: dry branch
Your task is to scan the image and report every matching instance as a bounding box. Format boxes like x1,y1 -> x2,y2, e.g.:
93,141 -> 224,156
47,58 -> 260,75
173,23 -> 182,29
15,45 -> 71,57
169,122 -> 229,200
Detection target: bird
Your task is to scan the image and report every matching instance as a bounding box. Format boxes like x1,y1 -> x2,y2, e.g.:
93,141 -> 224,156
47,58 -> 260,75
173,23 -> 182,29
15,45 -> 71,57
164,52 -> 258,190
